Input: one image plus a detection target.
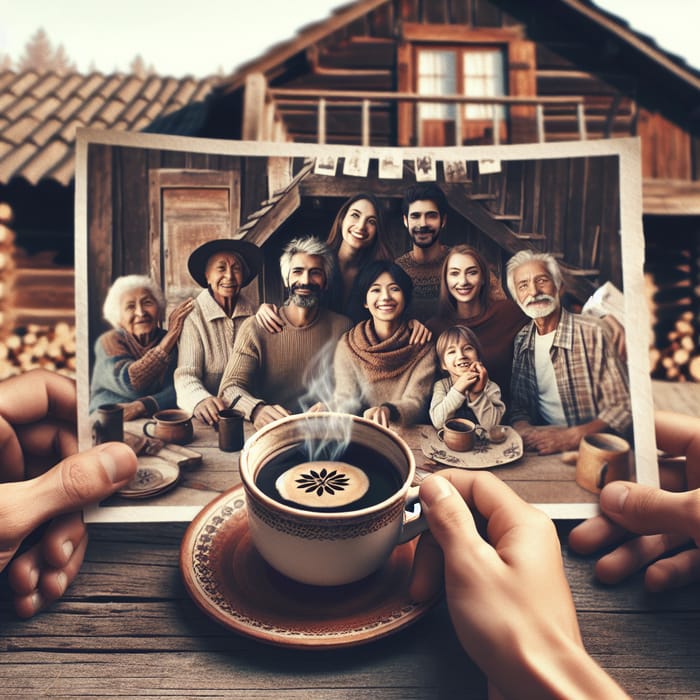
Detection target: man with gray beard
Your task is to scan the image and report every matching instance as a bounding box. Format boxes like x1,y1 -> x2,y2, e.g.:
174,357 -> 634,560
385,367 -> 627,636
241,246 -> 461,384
506,250 -> 631,455
218,237 -> 352,430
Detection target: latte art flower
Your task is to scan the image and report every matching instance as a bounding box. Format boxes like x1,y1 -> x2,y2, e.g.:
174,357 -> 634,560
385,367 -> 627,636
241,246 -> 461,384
295,467 -> 351,497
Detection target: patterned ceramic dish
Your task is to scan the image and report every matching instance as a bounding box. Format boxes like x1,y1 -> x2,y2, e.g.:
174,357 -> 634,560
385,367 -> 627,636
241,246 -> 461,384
420,425 -> 523,469
180,483 -> 441,649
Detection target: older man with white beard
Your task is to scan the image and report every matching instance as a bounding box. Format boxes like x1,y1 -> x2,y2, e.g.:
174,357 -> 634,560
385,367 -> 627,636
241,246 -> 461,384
506,250 -> 632,455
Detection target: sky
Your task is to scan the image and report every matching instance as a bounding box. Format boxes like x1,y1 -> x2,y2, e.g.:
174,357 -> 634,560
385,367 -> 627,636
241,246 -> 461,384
0,0 -> 698,78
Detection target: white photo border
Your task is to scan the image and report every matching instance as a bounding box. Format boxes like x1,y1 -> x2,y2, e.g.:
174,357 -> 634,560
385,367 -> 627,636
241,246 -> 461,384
75,128 -> 654,523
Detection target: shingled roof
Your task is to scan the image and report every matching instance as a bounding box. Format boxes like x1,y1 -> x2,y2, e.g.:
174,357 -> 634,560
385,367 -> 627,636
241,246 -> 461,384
0,70 -> 218,186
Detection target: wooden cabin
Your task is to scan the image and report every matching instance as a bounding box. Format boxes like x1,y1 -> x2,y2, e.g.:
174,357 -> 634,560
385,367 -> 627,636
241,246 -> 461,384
2,0 -> 700,378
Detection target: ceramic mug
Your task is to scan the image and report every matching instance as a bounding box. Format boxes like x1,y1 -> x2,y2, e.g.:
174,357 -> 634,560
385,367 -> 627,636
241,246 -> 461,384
437,418 -> 484,452
218,408 -> 245,452
239,412 -> 426,586
92,403 -> 124,445
575,433 -> 631,493
143,409 -> 194,445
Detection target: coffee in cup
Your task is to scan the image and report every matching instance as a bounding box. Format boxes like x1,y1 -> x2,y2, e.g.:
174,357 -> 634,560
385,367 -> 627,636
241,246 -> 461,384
239,412 -> 426,586
575,432 -> 631,493
143,409 -> 194,445
437,418 -> 483,452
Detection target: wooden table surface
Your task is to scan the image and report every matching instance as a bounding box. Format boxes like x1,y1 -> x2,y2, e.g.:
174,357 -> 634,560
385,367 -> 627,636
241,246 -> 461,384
2,381 -> 700,698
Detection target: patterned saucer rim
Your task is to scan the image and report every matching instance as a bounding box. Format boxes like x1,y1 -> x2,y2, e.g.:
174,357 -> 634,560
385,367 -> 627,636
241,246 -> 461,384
179,483 -> 441,649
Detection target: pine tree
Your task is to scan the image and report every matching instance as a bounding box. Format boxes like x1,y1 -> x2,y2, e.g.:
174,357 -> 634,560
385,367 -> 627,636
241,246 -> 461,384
17,28 -> 76,74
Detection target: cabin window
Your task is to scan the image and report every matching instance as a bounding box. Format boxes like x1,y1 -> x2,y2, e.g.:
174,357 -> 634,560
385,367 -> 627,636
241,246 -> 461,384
416,47 -> 507,145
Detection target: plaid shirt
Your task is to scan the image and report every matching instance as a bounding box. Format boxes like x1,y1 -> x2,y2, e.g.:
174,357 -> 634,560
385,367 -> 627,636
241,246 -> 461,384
510,308 -> 632,435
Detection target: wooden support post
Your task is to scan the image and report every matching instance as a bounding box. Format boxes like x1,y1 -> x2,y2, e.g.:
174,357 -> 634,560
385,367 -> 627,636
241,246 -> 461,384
242,73 -> 267,141
536,104 -> 545,143
492,110 -> 501,145
362,99 -> 370,146
318,98 -> 326,144
577,103 -> 588,140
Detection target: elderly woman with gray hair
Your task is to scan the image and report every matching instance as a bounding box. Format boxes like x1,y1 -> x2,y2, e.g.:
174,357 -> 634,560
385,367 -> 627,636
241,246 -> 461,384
89,275 -> 194,420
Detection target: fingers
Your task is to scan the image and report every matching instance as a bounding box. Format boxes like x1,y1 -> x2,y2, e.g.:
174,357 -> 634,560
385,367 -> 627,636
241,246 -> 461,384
644,548 -> 700,592
408,531 -> 444,602
0,442 -> 137,544
194,397 -> 224,425
593,532 -> 691,585
655,412 -> 700,489
418,475 -> 482,559
0,369 -> 76,425
8,512 -> 89,618
568,514 -> 631,555
598,481 -> 700,541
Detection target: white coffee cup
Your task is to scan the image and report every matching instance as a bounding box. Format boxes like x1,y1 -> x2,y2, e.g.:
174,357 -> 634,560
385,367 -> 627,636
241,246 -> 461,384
239,412 -> 425,586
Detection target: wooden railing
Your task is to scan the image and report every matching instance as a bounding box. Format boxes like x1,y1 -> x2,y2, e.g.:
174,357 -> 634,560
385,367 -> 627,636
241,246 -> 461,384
268,88 -> 588,145
244,71 -> 590,146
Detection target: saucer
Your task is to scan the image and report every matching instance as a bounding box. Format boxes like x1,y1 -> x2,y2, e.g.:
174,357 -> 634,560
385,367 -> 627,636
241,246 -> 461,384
180,484 -> 441,649
420,425 -> 523,469
117,456 -> 180,499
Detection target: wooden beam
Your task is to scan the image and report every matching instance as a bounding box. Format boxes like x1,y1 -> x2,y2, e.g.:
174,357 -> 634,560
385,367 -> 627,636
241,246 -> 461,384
235,186 -> 301,247
222,0 -> 391,94
643,179 -> 700,215
401,23 -> 523,43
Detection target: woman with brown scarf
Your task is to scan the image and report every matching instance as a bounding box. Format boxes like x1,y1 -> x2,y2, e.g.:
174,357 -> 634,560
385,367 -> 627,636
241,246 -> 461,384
89,275 -> 193,419
329,260 -> 437,427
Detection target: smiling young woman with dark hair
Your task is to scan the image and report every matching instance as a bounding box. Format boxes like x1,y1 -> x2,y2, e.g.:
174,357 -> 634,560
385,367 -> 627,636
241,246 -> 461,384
324,260 -> 437,427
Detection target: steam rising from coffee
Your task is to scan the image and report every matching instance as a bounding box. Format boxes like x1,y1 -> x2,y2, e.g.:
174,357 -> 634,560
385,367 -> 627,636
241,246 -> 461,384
298,339 -> 371,462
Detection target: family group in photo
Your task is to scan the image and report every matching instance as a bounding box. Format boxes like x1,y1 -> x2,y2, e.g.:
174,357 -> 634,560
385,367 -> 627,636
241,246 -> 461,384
89,182 -> 632,456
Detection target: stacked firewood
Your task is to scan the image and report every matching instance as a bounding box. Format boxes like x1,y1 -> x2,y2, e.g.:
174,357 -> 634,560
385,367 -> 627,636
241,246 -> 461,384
0,203 -> 76,381
0,322 -> 77,380
649,312 -> 699,381
0,202 -> 16,340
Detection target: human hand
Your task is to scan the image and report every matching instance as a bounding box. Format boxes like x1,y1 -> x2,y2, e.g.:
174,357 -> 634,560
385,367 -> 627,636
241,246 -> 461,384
167,298 -> 195,335
363,405 -> 391,427
468,361 -> 487,397
409,471 -> 627,698
569,411 -> 700,591
0,369 -> 137,618
407,319 -> 432,345
193,396 -> 225,425
255,303 -> 284,333
118,400 -> 146,421
251,403 -> 290,430
307,401 -> 328,413
517,423 -> 585,455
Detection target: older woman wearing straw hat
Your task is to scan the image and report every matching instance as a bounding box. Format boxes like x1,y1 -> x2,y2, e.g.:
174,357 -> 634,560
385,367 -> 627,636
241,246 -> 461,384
174,239 -> 263,425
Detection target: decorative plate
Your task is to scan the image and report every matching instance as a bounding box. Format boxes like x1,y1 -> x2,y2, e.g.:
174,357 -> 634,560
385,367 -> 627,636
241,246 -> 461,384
180,484 -> 441,649
117,456 -> 180,499
419,425 -> 523,469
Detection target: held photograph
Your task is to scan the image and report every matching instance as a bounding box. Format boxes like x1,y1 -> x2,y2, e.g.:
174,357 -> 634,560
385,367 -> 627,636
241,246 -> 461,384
75,129 -> 653,523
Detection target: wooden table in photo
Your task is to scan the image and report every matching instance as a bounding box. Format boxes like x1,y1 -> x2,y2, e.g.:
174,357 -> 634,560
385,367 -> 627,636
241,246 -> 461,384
2,382 -> 700,697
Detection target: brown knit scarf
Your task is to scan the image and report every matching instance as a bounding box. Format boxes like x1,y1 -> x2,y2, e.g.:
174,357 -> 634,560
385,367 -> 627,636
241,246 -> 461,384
345,320 -> 433,382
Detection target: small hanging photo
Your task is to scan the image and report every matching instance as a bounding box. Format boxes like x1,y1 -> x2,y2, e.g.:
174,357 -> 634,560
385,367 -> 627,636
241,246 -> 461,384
377,151 -> 404,179
314,155 -> 338,176
478,158 -> 502,175
343,150 -> 370,177
414,153 -> 437,181
443,159 -> 469,183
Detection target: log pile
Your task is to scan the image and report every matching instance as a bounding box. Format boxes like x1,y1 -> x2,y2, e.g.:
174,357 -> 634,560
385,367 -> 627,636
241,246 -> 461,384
0,202 -> 17,339
648,312 -> 699,382
0,322 -> 77,380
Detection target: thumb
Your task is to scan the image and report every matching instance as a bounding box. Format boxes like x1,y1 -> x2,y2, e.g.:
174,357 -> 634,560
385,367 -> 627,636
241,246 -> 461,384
419,474 -> 480,554
599,481 -> 700,539
9,442 -> 137,536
